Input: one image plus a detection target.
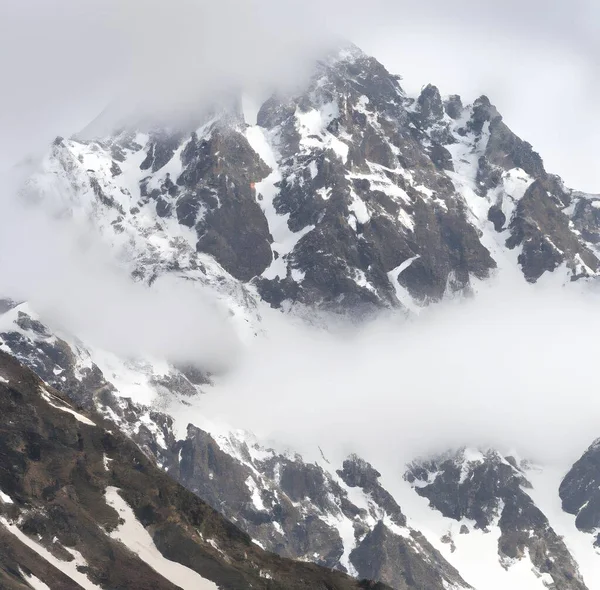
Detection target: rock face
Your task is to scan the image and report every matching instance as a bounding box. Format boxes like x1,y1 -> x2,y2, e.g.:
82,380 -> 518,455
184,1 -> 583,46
560,439 -> 600,546
506,181 -> 598,281
178,125 -> 274,280
405,449 -> 588,590
350,522 -> 464,590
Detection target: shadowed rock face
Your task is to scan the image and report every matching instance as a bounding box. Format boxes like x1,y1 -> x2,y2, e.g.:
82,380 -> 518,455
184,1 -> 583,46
506,180 -> 599,281
444,95 -> 463,120
560,439 -> 600,546
0,350 -> 396,590
178,126 -> 274,281
350,522 -> 467,590
338,455 -> 406,528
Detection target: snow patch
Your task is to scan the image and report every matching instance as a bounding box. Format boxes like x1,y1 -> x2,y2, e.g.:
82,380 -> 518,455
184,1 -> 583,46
0,490 -> 14,504
39,387 -> 96,426
21,570 -> 51,590
245,124 -> 315,280
295,103 -> 349,163
388,256 -> 421,314
0,517 -> 103,590
103,454 -> 113,471
245,476 -> 266,512
348,190 -> 371,226
105,487 -> 218,589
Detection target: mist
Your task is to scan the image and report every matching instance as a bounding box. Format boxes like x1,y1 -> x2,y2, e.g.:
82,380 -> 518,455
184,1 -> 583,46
0,175 -> 240,370
198,277 -> 600,469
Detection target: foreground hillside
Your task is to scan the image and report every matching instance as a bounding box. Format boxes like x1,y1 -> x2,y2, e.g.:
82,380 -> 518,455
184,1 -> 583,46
0,350 -> 394,590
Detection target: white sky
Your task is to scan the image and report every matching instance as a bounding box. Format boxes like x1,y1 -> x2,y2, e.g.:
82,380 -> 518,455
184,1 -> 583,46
1,0 -> 598,191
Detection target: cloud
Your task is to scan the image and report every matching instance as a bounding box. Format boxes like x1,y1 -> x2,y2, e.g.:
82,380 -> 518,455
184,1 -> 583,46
0,177 -> 240,371
199,277 -> 600,469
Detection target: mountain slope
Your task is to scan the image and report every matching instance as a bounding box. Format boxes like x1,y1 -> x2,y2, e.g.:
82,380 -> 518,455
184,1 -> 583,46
0,301 -> 470,589
1,302 -> 599,589
0,349 -> 396,590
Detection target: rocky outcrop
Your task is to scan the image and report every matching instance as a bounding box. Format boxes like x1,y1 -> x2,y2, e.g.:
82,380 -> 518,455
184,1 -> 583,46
560,438 -> 600,547
178,126 -> 274,280
351,522 -> 468,590
406,449 -> 588,590
338,455 -> 406,527
506,181 -> 599,281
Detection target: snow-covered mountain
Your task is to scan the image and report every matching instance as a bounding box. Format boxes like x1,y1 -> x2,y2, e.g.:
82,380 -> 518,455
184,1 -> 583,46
1,44 -> 600,589
24,45 -> 600,314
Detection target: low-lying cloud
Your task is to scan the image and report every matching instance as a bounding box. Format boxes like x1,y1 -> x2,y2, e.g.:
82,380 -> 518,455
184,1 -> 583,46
2,0 -> 599,189
200,277 -> 600,469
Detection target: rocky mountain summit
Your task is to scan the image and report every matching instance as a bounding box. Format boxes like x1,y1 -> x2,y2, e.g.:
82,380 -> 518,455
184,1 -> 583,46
2,43 -> 600,589
25,45 -> 600,319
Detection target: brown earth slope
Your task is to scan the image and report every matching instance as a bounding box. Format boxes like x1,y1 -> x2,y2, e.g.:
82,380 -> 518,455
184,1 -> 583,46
0,350 -> 389,590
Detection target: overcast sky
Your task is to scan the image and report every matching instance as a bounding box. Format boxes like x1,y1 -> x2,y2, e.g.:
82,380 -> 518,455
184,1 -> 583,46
1,0 -> 598,190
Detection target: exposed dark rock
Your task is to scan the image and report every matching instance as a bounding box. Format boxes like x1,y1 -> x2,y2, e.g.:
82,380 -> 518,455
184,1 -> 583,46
485,117 -> 546,180
506,181 -> 599,281
177,127 -> 273,281
571,197 -> 600,244
415,84 -> 445,127
560,439 -> 600,538
444,95 -> 463,120
156,196 -> 172,217
427,142 -> 454,171
467,95 -> 502,135
406,449 -> 588,590
140,132 -> 183,173
350,522 -> 469,590
338,455 -> 406,527
488,204 -> 506,232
